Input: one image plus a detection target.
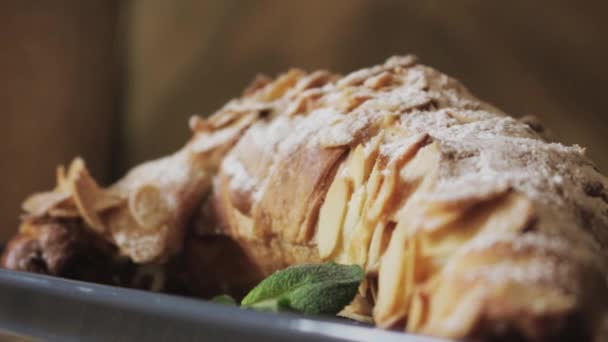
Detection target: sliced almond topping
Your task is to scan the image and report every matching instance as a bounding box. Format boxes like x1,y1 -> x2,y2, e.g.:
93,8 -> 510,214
285,96 -> 307,117
296,70 -> 333,91
346,146 -> 391,266
366,221 -> 390,273
70,164 -> 106,233
338,293 -> 375,324
317,176 -> 352,259
404,235 -> 420,300
242,73 -> 273,97
53,161 -> 78,194
367,164 -> 398,222
368,134 -> 426,220
349,145 -> 366,188
23,158 -> 123,220
349,218 -> 379,268
374,223 -> 410,327
345,219 -> 365,264
479,192 -> 535,235
47,201 -> 81,218
406,290 -> 428,332
22,192 -> 71,217
419,284 -> 486,338
364,71 -> 394,90
419,204 -> 467,232
55,165 -> 67,190
338,65 -> 386,88
66,157 -> 85,181
384,55 -> 418,69
365,160 -> 383,207
337,93 -> 371,112
419,192 -> 534,264
341,186 -> 367,251
400,142 -> 440,183
95,190 -> 125,211
128,184 -> 170,231
188,115 -> 214,132
264,69 -> 305,101
48,190 -> 122,218
364,131 -> 384,158
207,109 -> 242,129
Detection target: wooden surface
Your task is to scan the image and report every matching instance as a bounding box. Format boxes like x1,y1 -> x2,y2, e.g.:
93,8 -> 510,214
0,1 -> 119,242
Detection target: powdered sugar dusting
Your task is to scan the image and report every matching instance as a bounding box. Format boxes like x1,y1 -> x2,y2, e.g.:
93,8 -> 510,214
222,154 -> 257,194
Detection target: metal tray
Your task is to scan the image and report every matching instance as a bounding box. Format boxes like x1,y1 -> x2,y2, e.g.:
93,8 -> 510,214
0,269 -> 446,341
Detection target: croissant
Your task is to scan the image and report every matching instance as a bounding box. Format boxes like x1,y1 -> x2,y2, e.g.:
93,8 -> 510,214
3,55 -> 608,341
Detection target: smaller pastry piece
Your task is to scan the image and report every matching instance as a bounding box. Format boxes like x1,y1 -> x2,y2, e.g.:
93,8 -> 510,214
0,217 -> 137,285
15,110 -> 258,263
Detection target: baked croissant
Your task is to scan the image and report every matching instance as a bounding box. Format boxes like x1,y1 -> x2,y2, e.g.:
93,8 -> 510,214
3,55 -> 608,341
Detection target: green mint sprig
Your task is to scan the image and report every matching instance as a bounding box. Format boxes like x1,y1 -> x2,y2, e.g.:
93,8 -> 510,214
242,262 -> 364,315
211,262 -> 364,316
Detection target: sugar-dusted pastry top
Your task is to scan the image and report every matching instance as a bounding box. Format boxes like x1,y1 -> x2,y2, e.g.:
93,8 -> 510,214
4,55 -> 608,340
202,54 -> 607,267
197,55 -> 608,339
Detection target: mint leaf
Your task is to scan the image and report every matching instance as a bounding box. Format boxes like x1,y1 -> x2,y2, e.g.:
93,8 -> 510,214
241,262 -> 364,315
211,294 -> 237,305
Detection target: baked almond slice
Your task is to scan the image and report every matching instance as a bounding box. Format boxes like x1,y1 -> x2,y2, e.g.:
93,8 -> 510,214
366,220 -> 393,273
22,159 -> 123,220
70,164 -> 107,233
349,145 -> 366,188
263,69 -> 305,101
367,133 -> 429,222
317,176 -> 351,259
374,231 -> 422,328
336,185 -> 367,263
46,192 -> 123,218
366,164 -> 398,222
128,184 -> 170,230
22,192 -> 71,217
374,143 -> 441,326
351,219 -> 382,269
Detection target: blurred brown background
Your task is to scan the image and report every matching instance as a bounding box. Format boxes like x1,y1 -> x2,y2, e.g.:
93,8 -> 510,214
0,0 -> 606,242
